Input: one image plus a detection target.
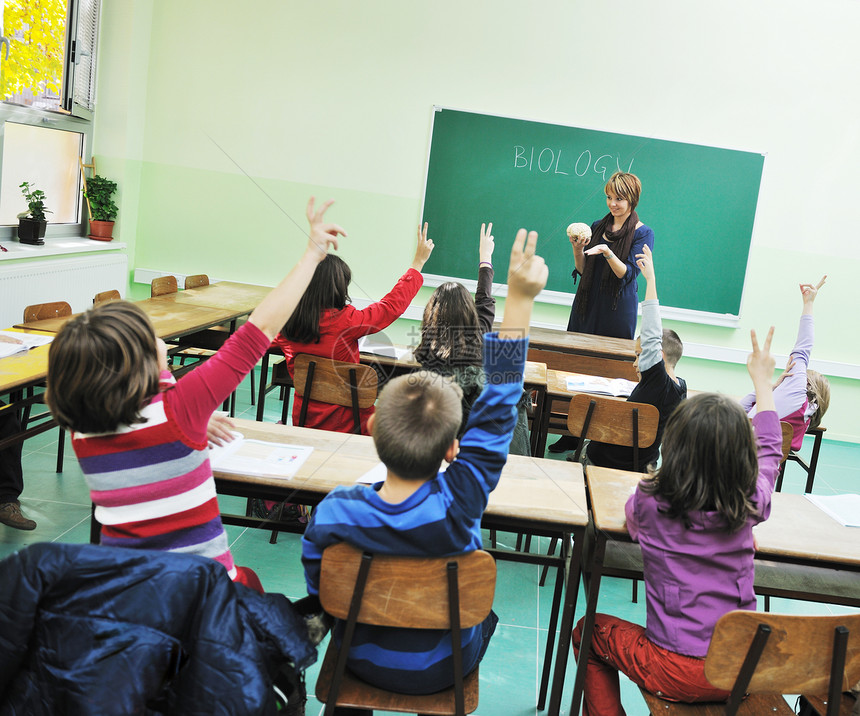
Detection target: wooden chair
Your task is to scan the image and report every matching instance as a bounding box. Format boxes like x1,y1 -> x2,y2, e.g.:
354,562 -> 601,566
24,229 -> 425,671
150,275 -> 178,296
23,301 -> 72,322
93,289 -> 121,304
293,354 -> 378,434
315,542 -> 497,716
263,355 -> 377,544
538,394 -> 659,590
21,302 -> 72,472
638,610 -> 860,716
776,425 -> 827,493
184,274 -> 209,289
181,274 -> 256,405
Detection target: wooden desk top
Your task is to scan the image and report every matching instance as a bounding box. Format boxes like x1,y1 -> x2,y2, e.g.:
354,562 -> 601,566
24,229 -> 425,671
546,369 -> 631,400
15,301 -> 241,341
0,343 -> 51,393
518,325 -> 636,361
216,419 -> 588,528
155,281 -> 270,313
585,466 -> 860,569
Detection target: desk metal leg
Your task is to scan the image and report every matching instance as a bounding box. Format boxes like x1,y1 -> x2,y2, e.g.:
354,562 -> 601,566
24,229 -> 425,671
89,503 -> 100,544
538,535 -> 568,710
546,527 -> 586,716
531,386 -> 548,457
256,353 -> 271,422
568,533 -> 607,716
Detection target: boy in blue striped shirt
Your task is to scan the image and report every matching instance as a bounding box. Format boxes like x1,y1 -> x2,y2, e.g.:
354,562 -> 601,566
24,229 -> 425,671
301,228 -> 547,698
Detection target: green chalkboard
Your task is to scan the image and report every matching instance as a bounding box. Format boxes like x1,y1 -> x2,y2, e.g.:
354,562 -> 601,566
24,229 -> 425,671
421,107 -> 764,318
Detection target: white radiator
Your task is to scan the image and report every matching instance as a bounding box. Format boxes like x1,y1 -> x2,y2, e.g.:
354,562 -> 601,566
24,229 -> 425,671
0,254 -> 128,328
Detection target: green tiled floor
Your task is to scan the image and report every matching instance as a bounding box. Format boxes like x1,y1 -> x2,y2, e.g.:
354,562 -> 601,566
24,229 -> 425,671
3,368 -> 858,715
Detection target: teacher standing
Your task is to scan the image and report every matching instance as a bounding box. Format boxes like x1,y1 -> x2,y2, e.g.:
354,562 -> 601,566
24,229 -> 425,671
567,172 -> 654,340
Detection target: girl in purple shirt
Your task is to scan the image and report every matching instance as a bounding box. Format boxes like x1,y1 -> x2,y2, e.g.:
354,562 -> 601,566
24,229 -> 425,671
572,328 -> 783,716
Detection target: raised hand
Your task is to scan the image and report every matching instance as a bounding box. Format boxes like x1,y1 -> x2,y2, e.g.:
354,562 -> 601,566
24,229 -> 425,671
306,197 -> 346,261
747,326 -> 776,393
800,275 -> 826,306
479,222 -> 495,265
412,222 -> 434,271
507,229 -> 548,299
635,244 -> 655,283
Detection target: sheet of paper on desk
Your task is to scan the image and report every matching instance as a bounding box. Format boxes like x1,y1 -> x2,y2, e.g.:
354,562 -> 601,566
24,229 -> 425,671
358,336 -> 413,361
0,331 -> 53,358
357,462 -> 388,484
209,434 -> 313,478
805,493 -> 860,528
565,373 -> 636,397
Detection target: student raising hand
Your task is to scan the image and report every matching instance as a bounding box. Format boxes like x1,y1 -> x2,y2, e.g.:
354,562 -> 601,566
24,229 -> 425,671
800,275 -> 826,309
500,229 -> 548,339
747,326 -> 777,413
411,222 -> 435,271
305,197 -> 346,261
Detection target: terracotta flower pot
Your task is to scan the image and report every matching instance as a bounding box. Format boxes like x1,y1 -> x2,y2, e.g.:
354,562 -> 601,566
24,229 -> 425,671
89,220 -> 115,241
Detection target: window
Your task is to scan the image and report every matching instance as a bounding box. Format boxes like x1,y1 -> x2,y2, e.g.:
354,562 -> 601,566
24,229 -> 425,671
0,0 -> 100,239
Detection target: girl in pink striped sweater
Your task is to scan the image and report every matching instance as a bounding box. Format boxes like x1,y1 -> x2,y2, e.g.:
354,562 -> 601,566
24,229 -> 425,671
46,198 -> 344,591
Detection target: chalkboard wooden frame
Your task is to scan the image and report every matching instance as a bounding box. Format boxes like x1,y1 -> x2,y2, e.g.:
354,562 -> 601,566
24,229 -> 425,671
420,106 -> 765,326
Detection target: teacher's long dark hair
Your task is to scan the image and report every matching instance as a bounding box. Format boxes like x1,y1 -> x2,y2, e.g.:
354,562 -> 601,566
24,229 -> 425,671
574,173 -> 641,318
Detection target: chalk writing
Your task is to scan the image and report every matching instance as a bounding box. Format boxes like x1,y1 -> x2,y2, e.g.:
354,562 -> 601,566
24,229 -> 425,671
513,146 -> 634,180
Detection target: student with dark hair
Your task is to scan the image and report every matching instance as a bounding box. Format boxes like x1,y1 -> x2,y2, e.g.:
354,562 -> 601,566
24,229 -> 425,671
571,328 -> 783,716
45,197 -> 344,591
301,229 -> 548,696
583,244 -> 686,469
413,222 -> 530,454
273,223 -> 434,435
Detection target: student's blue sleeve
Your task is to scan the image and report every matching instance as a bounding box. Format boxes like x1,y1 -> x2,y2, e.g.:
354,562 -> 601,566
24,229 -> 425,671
637,299 -> 662,373
442,332 -> 527,520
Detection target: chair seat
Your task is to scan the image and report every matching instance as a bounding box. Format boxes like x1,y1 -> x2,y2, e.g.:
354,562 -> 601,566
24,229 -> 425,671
754,561 -> 860,606
316,640 -> 480,714
640,689 -> 794,715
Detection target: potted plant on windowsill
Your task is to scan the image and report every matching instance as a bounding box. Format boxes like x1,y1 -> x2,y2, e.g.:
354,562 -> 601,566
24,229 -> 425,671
17,181 -> 51,245
84,175 -> 118,241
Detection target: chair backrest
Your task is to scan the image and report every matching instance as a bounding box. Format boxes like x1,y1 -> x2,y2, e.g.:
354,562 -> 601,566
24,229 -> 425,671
184,274 -> 210,289
151,275 -> 178,297
567,393 -> 659,471
528,347 -> 639,381
293,354 -> 378,432
23,301 -> 72,322
319,541 -> 496,630
705,610 -> 860,716
93,289 -> 121,305
779,421 -> 793,464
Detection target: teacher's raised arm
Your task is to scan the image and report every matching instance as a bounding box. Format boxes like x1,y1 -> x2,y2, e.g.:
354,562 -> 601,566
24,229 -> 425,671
565,171 -> 654,340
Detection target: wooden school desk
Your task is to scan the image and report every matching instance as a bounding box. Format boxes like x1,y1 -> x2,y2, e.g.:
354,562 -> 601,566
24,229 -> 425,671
0,332 -> 56,451
209,418 -> 588,716
569,465 -> 860,716
153,280 -> 270,314
523,326 -> 637,380
15,300 -> 242,342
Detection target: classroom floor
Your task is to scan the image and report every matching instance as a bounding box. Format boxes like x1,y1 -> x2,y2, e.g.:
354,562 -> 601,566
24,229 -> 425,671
2,368 -> 858,716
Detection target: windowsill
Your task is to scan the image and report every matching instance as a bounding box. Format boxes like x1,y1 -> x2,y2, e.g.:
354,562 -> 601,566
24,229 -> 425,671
0,237 -> 127,260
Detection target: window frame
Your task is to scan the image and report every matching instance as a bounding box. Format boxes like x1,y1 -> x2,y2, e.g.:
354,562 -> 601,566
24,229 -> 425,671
0,0 -> 99,241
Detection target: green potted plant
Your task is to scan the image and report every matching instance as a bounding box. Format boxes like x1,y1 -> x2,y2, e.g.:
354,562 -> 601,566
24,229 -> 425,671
84,174 -> 119,241
17,181 -> 51,245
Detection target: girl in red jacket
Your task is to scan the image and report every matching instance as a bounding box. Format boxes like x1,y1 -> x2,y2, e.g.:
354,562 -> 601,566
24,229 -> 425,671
272,223 -> 434,434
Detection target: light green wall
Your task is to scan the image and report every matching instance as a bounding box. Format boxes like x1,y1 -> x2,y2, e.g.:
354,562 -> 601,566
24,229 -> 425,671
93,0 -> 860,442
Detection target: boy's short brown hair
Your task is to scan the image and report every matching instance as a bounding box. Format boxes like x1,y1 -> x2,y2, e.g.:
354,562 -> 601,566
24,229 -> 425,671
662,329 -> 683,368
372,371 -> 463,481
46,301 -> 161,434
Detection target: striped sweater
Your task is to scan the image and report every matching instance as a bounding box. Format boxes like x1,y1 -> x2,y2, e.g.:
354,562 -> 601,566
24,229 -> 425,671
301,331 -> 527,693
71,321 -> 270,580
